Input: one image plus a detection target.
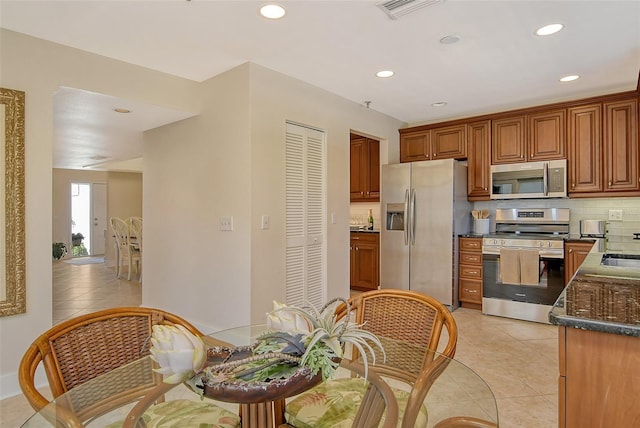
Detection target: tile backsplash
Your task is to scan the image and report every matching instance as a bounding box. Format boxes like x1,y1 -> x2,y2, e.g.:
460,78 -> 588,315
349,202 -> 381,230
350,197 -> 640,251
472,197 -> 640,252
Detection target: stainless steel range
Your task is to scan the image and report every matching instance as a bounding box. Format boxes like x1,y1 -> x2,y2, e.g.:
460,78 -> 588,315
482,208 -> 569,323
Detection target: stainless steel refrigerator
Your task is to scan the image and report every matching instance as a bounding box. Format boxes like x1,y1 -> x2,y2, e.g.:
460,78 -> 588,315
380,159 -> 471,308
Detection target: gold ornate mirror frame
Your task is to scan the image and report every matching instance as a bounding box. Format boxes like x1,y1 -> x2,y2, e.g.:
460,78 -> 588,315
0,88 -> 26,316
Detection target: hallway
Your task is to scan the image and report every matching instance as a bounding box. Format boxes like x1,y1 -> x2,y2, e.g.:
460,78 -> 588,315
53,257 -> 141,324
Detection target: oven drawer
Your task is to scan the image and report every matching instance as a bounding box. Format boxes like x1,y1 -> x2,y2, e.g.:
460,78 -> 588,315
459,279 -> 482,304
460,264 -> 483,279
460,251 -> 482,265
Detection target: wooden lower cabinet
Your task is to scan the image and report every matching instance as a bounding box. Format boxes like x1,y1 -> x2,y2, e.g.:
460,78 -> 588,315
458,237 -> 483,309
350,232 -> 379,291
559,326 -> 640,427
564,241 -> 594,285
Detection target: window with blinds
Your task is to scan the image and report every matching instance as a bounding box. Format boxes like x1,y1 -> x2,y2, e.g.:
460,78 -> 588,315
285,122 -> 326,308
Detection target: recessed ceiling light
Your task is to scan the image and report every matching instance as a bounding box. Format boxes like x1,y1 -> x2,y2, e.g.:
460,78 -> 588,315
431,101 -> 447,107
560,75 -> 580,82
260,4 -> 286,19
376,70 -> 394,78
439,35 -> 460,45
536,23 -> 563,36
113,108 -> 131,113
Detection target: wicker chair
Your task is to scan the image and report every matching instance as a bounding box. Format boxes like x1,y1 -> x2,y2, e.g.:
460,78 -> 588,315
19,307 -> 239,427
283,289 -> 458,428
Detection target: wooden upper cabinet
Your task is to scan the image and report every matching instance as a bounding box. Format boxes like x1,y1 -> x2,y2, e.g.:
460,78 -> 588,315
400,125 -> 466,163
350,134 -> 380,202
400,131 -> 430,162
529,109 -> 566,160
492,116 -> 526,164
431,124 -> 467,160
367,139 -> 380,199
492,110 -> 566,164
467,120 -> 491,200
604,99 -> 639,192
568,104 -> 603,193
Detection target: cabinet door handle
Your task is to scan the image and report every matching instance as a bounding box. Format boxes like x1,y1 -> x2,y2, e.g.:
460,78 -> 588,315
520,155 -> 524,158
464,289 -> 478,293
484,187 -> 488,191
569,248 -> 573,253
433,153 -> 437,157
608,181 -> 612,187
572,183 -> 575,189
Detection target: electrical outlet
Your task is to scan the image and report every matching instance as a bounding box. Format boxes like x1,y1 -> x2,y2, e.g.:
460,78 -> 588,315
608,209 -> 623,221
219,216 -> 233,231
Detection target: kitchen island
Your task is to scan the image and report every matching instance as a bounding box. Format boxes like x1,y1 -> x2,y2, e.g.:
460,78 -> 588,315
549,247 -> 640,428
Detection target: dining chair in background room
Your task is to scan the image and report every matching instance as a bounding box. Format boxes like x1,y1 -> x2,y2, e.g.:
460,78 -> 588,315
18,307 -> 240,427
283,289 -> 458,428
128,217 -> 143,283
110,216 -> 140,281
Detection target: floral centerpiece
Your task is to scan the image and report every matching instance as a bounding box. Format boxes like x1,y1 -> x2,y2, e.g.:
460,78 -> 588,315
149,298 -> 384,401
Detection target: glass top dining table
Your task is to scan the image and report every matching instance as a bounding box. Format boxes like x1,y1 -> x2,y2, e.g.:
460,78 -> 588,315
21,324 -> 498,428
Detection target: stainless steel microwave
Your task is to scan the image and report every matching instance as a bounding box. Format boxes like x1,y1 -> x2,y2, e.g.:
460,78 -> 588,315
490,159 -> 567,199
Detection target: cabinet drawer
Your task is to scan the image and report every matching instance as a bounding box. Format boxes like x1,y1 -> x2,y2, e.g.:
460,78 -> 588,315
350,232 -> 379,244
460,251 -> 482,265
460,265 -> 483,279
460,237 -> 482,252
459,279 -> 482,303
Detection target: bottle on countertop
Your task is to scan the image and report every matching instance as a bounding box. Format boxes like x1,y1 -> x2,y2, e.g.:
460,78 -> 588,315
368,209 -> 374,230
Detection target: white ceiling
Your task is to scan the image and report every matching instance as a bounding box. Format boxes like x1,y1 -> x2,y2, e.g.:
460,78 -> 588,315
2,0 -> 639,171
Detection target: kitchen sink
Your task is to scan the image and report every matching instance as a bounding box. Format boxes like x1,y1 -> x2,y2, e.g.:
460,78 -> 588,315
600,253 -> 640,269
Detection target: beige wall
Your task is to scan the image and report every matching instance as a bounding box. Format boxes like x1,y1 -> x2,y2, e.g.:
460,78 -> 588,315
143,63 -> 404,333
142,64 -> 253,330
0,29 -> 200,398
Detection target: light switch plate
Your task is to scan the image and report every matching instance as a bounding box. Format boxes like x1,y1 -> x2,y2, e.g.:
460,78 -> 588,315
219,216 -> 233,231
608,209 -> 623,221
261,215 -> 270,230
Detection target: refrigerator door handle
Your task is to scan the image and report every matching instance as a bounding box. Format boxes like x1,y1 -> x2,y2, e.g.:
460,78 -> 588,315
543,162 -> 549,196
411,188 -> 417,245
403,189 -> 410,246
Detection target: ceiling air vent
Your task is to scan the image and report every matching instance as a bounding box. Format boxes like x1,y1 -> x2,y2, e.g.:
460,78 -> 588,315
376,0 -> 444,20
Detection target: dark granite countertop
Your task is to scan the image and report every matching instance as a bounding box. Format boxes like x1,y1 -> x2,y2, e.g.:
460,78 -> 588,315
350,228 -> 380,233
564,235 -> 597,243
459,233 -> 485,238
549,247 -> 640,337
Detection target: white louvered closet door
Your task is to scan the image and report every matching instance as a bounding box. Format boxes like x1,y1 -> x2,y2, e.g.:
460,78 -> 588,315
285,122 -> 326,309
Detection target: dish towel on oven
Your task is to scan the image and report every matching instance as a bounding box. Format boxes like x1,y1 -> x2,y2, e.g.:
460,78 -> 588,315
519,249 -> 540,286
499,248 -> 521,285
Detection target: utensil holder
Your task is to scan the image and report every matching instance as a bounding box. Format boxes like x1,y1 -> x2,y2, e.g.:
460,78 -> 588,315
473,219 -> 490,235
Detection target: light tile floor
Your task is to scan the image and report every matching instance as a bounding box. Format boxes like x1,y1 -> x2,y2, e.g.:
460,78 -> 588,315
2,261 -> 558,427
